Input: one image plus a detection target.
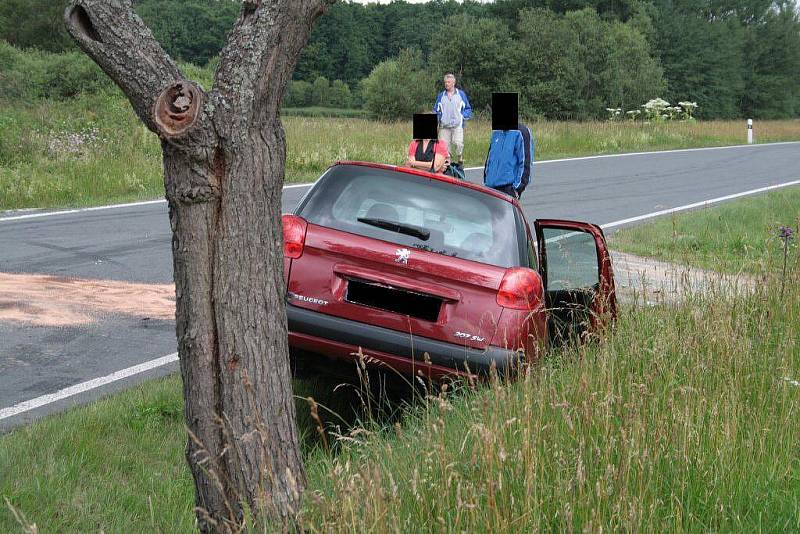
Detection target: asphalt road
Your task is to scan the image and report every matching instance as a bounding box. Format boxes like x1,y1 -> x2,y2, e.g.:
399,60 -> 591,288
2,142 -> 799,430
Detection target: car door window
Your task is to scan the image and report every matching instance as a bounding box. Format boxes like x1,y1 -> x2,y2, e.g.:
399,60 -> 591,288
541,228 -> 599,291
534,219 -> 617,342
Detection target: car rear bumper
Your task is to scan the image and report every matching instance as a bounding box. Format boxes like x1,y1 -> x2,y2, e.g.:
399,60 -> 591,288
286,303 -> 521,376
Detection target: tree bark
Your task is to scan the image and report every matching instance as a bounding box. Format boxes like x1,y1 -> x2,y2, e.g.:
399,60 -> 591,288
64,0 -> 333,530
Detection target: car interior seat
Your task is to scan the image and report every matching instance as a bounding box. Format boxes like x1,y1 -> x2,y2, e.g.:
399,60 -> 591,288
364,202 -> 399,222
460,232 -> 492,257
425,228 -> 445,251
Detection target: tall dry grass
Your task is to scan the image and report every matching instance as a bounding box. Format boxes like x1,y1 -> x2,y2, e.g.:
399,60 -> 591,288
300,269 -> 800,532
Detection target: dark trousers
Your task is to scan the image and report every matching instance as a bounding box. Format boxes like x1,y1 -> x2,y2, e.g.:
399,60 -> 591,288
492,184 -> 519,199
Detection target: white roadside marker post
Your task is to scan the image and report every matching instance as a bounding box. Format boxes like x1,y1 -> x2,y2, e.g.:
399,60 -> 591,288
747,118 -> 753,144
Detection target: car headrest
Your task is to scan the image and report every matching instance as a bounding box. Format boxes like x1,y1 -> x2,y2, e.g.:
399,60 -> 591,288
426,227 -> 445,250
460,232 -> 492,255
365,202 -> 399,221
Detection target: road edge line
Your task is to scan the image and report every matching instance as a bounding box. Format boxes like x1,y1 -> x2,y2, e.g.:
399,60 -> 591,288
0,353 -> 178,421
5,141 -> 798,221
0,183 -> 313,223
464,140 -> 800,171
601,179 -> 800,229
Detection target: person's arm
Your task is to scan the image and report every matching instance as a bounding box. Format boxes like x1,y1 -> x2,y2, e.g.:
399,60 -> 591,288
430,141 -> 450,173
514,132 -> 525,187
433,92 -> 442,120
409,159 -> 433,170
460,90 -> 472,121
406,141 -> 417,167
483,133 -> 495,183
407,153 -> 435,171
517,126 -> 532,194
430,152 -> 447,173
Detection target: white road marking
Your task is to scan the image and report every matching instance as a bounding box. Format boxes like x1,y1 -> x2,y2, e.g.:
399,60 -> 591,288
464,140 -> 800,171
0,182 -> 313,223
601,179 -> 800,229
3,145 -> 800,421
3,141 -> 798,223
0,353 -> 178,421
0,199 -> 167,222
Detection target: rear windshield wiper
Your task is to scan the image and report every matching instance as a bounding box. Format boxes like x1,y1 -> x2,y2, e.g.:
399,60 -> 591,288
357,217 -> 430,241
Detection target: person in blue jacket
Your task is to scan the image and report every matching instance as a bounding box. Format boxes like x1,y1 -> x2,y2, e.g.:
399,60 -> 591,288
433,74 -> 472,169
484,93 -> 534,199
515,122 -> 535,198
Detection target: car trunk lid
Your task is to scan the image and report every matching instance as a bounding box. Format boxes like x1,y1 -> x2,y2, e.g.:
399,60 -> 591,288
287,224 -> 507,351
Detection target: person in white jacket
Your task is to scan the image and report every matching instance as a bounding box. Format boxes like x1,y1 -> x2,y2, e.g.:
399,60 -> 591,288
433,74 -> 472,169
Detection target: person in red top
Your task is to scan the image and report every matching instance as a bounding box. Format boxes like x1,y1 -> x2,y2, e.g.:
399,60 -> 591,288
406,113 -> 449,173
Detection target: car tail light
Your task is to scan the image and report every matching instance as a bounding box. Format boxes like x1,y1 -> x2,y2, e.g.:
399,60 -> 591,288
497,268 -> 543,310
282,214 -> 307,259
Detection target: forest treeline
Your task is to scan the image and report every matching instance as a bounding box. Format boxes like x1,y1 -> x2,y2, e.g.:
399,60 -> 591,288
1,0 -> 799,120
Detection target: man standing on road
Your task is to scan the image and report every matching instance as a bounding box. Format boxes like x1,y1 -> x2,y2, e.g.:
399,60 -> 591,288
484,92 -> 526,198
433,73 -> 471,170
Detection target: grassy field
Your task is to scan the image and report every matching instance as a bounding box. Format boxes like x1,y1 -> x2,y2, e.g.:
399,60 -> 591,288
2,193 -> 798,531
0,375 -> 378,531
610,186 -> 800,274
282,106 -> 369,118
2,91 -> 799,211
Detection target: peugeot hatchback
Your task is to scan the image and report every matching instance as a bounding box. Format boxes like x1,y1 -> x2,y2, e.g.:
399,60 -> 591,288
283,162 -> 616,379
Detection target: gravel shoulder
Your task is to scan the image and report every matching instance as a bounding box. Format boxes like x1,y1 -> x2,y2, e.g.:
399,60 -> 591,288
611,250 -> 756,304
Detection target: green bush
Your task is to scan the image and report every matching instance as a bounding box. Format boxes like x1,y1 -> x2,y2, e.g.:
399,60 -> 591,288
514,8 -> 666,120
329,79 -> 352,109
0,0 -> 74,53
280,107 -> 367,119
0,41 -> 113,100
285,80 -> 313,108
311,76 -> 330,107
361,48 -> 434,121
286,77 -> 355,109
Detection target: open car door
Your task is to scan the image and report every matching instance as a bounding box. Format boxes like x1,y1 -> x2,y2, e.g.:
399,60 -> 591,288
534,219 -> 617,343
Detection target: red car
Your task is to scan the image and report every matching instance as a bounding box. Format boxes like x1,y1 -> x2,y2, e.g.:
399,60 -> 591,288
283,162 -> 616,379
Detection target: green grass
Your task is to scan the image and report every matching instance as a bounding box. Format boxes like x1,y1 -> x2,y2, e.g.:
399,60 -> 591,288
301,282 -> 800,531
2,192 -> 799,531
0,376 -> 195,531
610,185 -> 800,274
0,374 -> 384,531
282,106 -> 369,118
0,92 -> 163,211
2,90 -> 800,211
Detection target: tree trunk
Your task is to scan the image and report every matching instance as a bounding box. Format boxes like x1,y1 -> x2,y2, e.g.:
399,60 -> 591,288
64,0 -> 334,530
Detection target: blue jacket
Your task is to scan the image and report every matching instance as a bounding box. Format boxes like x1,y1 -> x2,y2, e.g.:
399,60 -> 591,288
484,130 -> 525,189
433,89 -> 472,126
517,123 -> 535,195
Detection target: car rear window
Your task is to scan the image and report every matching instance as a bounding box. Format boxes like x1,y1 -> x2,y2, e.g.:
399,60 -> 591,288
295,165 -> 523,268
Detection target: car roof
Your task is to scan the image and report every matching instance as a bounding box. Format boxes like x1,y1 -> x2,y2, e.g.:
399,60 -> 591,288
333,161 -> 521,207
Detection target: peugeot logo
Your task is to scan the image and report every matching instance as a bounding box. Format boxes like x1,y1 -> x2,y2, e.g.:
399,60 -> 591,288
395,248 -> 411,264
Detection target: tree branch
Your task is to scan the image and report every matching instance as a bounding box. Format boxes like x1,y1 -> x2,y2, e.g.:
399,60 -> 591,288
63,0 -> 186,135
212,0 -> 335,133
